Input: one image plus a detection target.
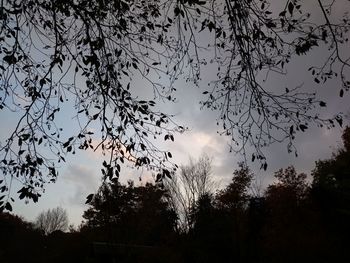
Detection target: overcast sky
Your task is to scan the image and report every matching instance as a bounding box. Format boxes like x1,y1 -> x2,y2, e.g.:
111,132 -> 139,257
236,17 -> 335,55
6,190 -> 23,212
9,54 -> 349,226
1,0 -> 350,226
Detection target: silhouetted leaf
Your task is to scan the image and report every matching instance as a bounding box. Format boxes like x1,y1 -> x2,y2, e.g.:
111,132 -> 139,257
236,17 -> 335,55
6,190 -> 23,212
263,162 -> 267,170
290,125 -> 294,135
288,2 -> 294,15
279,10 -> 287,16
156,173 -> 162,182
299,124 -> 307,132
3,54 -> 17,65
319,101 -> 326,107
174,6 -> 180,16
5,202 -> 12,211
85,194 -> 94,204
208,21 -> 215,32
336,116 -> 343,127
163,169 -> 171,179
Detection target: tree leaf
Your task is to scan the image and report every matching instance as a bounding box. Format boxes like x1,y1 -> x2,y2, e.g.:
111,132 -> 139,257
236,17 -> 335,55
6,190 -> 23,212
319,101 -> 326,107
336,117 -> 343,127
288,2 -> 294,15
5,202 -> 12,211
299,124 -> 307,132
85,194 -> 94,204
3,55 -> 17,65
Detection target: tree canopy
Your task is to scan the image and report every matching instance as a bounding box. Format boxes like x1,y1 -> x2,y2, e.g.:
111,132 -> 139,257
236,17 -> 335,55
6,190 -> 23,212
0,0 -> 349,209
82,180 -> 177,245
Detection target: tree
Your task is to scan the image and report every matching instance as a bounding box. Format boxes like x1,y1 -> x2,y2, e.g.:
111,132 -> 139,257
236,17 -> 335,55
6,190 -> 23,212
185,163 -> 254,262
312,126 -> 350,193
187,193 -> 221,263
217,162 -> 253,211
0,212 -> 45,262
35,207 -> 69,235
311,126 -> 350,246
1,0 -> 349,209
214,162 -> 254,261
83,179 -> 177,245
164,154 -> 216,232
265,166 -> 308,212
262,167 -> 312,262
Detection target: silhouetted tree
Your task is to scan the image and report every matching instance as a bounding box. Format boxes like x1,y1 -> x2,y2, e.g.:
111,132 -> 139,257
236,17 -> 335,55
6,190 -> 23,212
164,154 -> 216,232
185,193 -> 220,263
261,166 -> 318,262
1,0 -> 349,209
83,179 -> 177,246
217,162 -> 253,211
35,206 -> 69,235
310,126 -> 350,261
215,162 -> 254,262
0,212 -> 44,262
190,193 -> 216,233
312,127 -> 350,204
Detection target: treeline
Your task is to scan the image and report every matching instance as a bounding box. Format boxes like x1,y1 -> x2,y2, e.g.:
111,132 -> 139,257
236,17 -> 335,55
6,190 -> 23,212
1,127 -> 350,263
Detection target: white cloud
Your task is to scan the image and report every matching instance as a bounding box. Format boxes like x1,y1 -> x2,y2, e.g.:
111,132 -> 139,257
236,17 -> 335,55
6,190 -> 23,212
64,164 -> 98,186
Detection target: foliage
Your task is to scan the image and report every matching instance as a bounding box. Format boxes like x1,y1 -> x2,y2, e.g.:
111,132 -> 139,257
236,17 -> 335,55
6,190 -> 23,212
0,0 -> 185,209
35,206 -> 69,235
83,179 -> 177,245
312,126 -> 350,191
216,162 -> 253,211
267,166 -> 308,200
189,192 -> 215,232
214,162 -> 254,262
0,0 -> 349,210
0,212 -> 45,262
0,211 -> 34,230
311,126 -> 350,236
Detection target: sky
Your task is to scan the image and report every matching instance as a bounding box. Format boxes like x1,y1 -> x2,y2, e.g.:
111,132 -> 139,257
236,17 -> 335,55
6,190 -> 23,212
1,0 -> 350,227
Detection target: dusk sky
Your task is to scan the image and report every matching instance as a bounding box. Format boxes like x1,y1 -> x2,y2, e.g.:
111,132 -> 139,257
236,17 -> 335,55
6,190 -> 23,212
1,0 -> 350,227
7,52 -> 349,226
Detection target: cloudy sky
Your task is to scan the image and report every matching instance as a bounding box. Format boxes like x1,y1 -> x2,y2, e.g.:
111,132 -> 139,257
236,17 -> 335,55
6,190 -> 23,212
9,55 -> 349,226
1,0 -> 350,226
